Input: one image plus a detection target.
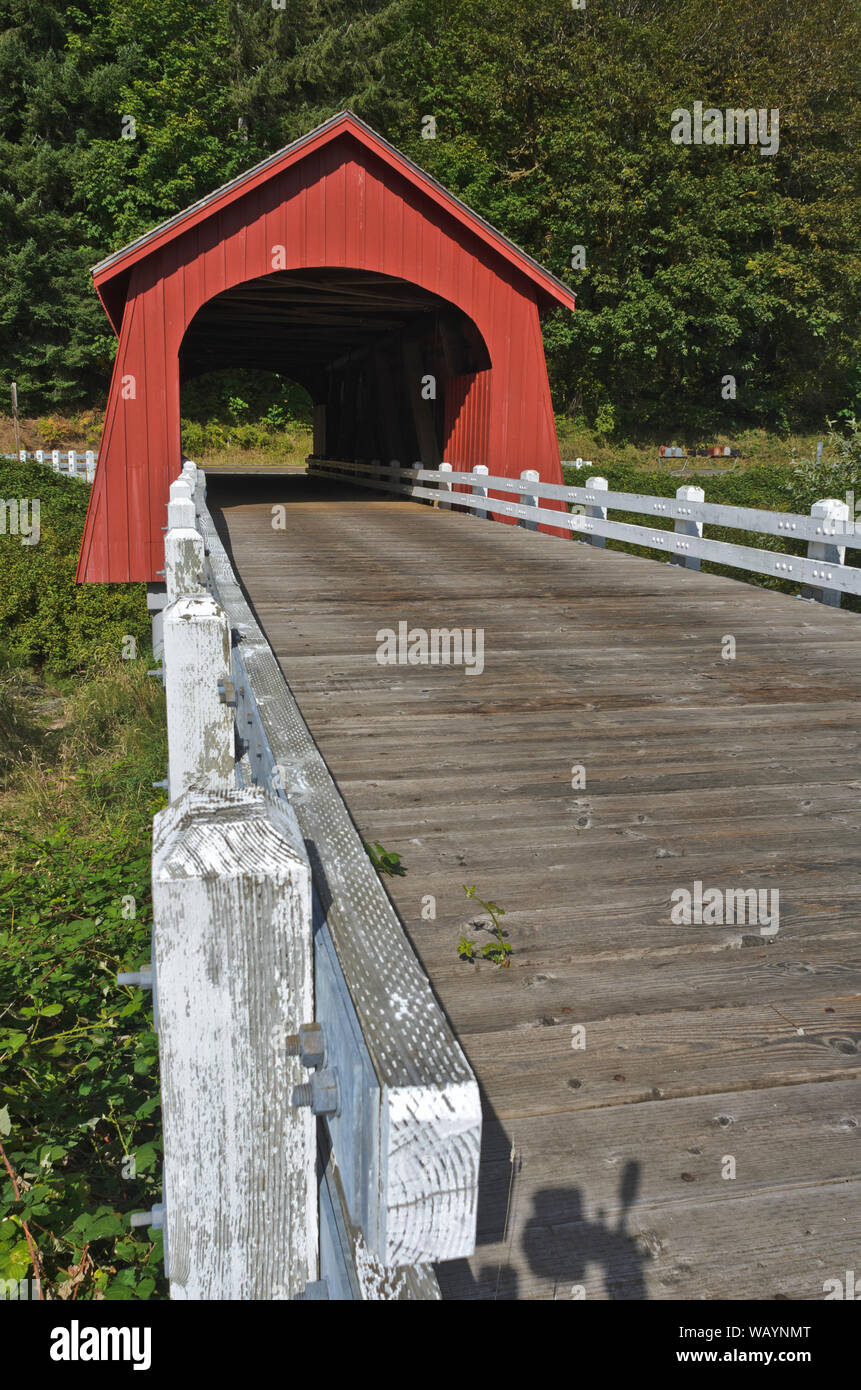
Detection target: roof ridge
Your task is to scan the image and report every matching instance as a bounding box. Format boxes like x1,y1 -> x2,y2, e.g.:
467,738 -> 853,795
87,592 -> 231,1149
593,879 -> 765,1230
91,111 -> 576,312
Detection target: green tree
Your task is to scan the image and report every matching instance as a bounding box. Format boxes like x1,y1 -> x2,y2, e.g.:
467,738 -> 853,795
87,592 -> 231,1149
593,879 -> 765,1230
0,0 -> 858,432
409,0 -> 861,434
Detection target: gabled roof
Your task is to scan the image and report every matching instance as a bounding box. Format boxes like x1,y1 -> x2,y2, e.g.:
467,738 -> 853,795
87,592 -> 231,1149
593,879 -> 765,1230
91,111 -> 576,314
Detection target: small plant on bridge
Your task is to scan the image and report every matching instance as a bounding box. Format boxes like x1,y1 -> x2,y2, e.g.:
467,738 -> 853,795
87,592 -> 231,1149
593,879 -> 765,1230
363,840 -> 405,877
457,933 -> 477,963
460,885 -> 511,967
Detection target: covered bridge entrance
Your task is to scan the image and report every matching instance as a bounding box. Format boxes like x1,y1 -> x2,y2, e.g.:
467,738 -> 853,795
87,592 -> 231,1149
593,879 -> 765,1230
77,111 -> 576,584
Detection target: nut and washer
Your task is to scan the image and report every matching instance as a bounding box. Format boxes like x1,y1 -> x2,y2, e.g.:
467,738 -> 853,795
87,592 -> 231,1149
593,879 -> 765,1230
285,1021 -> 326,1070
291,1068 -> 340,1117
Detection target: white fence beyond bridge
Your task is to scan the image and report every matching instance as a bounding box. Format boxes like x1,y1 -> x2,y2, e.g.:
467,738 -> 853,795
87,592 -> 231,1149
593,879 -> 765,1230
8,448 -> 98,483
124,460 -> 481,1301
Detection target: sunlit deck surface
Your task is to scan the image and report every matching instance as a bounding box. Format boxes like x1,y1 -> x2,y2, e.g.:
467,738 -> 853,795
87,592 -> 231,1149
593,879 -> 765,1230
208,469 -> 861,1301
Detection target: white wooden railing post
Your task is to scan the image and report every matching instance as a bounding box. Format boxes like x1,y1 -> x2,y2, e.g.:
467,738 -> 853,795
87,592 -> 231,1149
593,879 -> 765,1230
674,484 -> 705,569
35,450 -> 44,465
585,475 -> 608,547
802,498 -> 849,607
438,461 -> 453,509
67,449 -> 77,476
171,474 -> 193,502
152,786 -> 315,1299
85,450 -> 96,482
162,593 -> 235,798
164,475 -> 205,603
51,450 -> 60,472
167,492 -> 197,531
520,469 -> 539,530
164,526 -> 205,602
472,464 -> 489,520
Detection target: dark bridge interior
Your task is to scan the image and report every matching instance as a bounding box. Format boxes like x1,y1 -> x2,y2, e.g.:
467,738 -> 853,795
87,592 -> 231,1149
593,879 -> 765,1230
180,268 -> 491,466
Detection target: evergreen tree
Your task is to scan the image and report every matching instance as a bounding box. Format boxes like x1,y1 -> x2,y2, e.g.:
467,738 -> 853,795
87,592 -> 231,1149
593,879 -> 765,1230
0,0 -> 857,429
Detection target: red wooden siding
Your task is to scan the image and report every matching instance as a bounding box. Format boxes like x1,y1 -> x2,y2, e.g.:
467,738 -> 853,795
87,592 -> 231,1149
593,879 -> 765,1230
78,114 -> 575,583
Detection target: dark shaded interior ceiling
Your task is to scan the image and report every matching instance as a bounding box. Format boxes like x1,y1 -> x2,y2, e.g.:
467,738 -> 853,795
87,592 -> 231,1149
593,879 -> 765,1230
179,267 -> 490,400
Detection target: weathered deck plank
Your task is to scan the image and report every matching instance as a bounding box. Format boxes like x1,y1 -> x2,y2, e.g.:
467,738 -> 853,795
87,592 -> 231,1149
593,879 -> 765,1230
208,473 -> 861,1301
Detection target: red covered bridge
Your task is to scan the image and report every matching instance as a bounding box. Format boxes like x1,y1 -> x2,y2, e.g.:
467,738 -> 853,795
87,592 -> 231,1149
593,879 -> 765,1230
77,111 -> 575,584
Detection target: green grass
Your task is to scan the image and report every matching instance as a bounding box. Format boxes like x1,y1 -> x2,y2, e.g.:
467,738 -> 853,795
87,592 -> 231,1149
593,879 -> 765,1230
0,459 -> 167,1299
554,420 -> 832,476
0,459 -> 150,676
196,438 -> 312,470
180,420 -> 313,470
0,658 -> 168,1300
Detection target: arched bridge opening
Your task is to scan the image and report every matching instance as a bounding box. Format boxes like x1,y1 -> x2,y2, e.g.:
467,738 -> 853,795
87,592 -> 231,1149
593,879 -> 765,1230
179,268 -> 491,470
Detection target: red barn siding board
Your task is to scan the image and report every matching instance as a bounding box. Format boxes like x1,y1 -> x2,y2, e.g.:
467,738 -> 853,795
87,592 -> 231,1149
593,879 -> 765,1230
78,113 -> 573,583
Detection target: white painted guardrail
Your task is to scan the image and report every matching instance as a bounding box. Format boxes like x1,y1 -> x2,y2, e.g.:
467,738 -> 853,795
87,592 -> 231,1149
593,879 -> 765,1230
126,460 -> 481,1301
308,457 -> 858,608
6,448 -> 98,483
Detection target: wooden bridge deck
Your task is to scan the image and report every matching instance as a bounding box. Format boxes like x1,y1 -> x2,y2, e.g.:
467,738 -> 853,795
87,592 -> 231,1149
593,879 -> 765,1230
208,471 -> 861,1302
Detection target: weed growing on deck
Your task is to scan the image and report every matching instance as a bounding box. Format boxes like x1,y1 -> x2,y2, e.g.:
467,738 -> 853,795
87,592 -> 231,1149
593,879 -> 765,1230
460,885 -> 511,967
363,840 -> 406,877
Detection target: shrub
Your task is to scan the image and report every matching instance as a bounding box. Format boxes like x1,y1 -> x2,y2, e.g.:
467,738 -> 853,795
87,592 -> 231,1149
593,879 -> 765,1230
0,460 -> 149,676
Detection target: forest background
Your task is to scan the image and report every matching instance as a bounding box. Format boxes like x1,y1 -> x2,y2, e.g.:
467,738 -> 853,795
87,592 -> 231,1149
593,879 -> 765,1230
0,0 -> 858,454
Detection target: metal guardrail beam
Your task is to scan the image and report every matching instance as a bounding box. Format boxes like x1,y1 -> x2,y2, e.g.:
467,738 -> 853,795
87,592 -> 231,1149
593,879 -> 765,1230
309,458 -> 857,605
309,456 -> 860,548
